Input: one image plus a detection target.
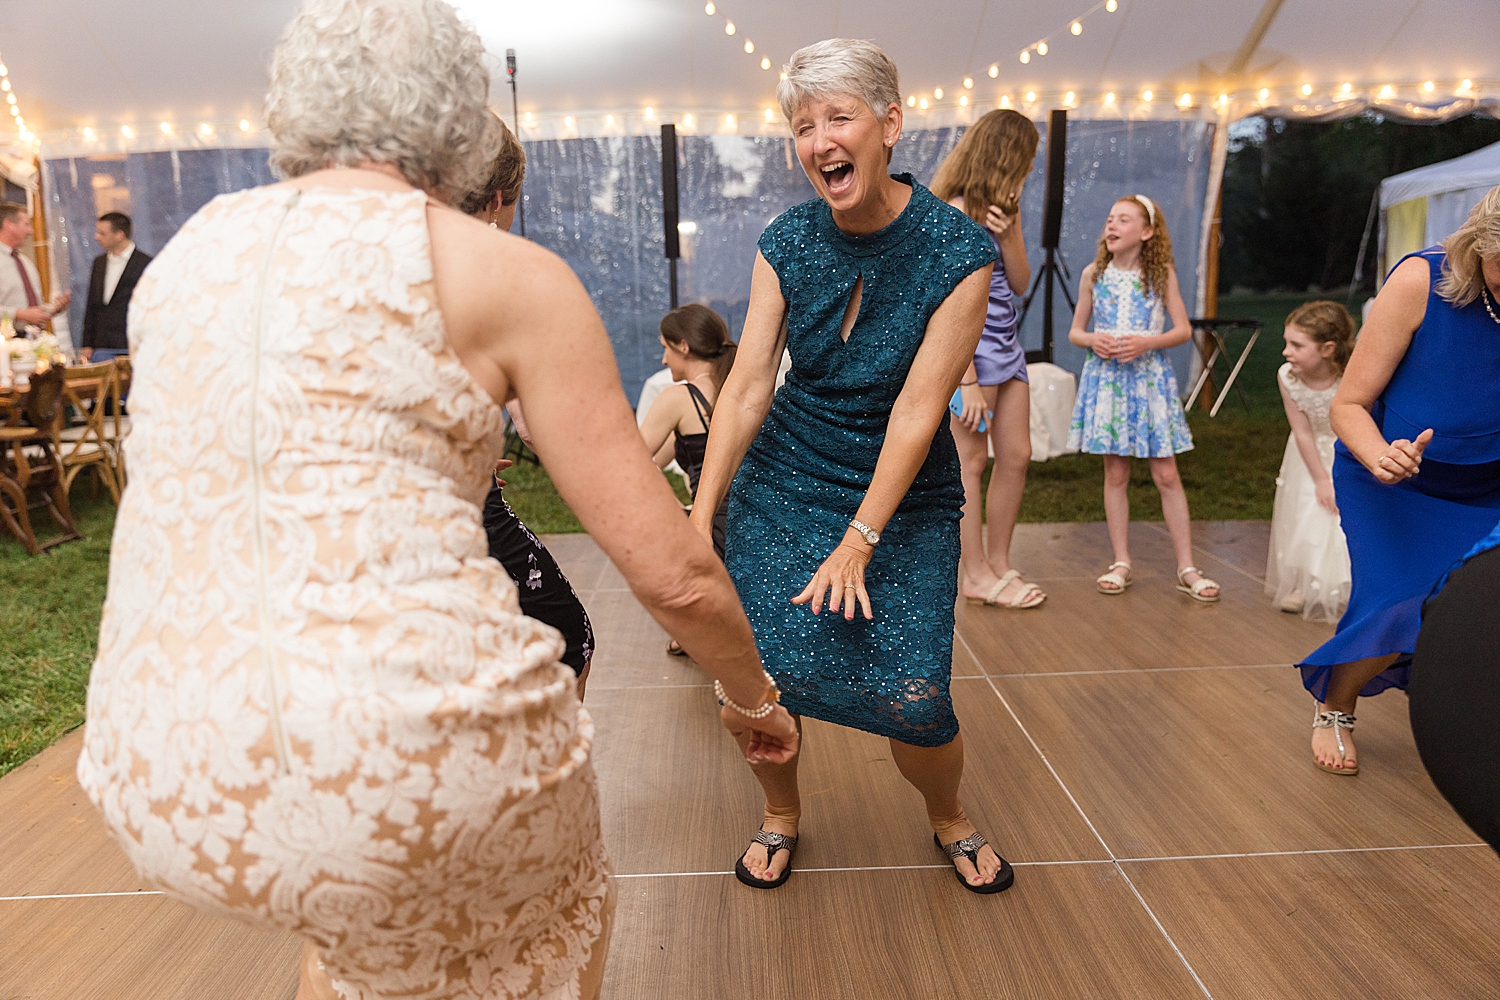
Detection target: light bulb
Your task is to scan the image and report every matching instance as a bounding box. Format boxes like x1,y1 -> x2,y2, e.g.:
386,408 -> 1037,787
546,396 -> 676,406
1422,80 -> 1435,93
724,21 -> 734,35
200,123 -> 214,136
1378,85 -> 1394,99
1462,78 -> 1473,90
83,126 -> 95,140
724,114 -> 735,129
1217,93 -> 1229,106
161,121 -> 173,134
564,116 -> 574,128
704,1 -> 714,12
918,97 -> 929,110
5,94 -> 13,106
1300,83 -> 1312,96
1025,90 -> 1036,103
684,113 -> 694,125
605,114 -> 615,126
959,95 -> 968,107
1339,82 -> 1352,95
761,57 -> 771,70
988,64 -> 999,78
0,64 -> 8,76
934,87 -> 943,100
7,106 -> 15,118
1065,91 -> 1076,105
780,71 -> 788,81
1037,41 -> 1048,56
1142,89 -> 1153,102
1000,95 -> 1012,108
644,106 -> 654,118
1106,0 -> 1117,10
1177,93 -> 1192,107
121,125 -> 135,138
1104,92 -> 1116,104
907,95 -> 916,107
524,111 -> 534,123
1258,88 -> 1270,101
744,40 -> 754,54
1070,21 -> 1082,35
1,80 -> 10,92
963,77 -> 974,90
765,108 -> 775,122
1020,51 -> 1030,64
239,119 -> 250,131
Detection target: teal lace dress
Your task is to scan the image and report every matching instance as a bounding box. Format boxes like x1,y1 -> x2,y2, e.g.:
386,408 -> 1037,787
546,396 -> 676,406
725,175 -> 996,747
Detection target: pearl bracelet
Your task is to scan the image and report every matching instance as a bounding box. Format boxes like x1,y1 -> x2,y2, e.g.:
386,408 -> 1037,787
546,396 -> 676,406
714,672 -> 781,720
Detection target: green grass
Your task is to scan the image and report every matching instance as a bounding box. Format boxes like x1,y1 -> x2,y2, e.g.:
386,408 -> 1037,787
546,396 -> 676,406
0,489 -> 116,777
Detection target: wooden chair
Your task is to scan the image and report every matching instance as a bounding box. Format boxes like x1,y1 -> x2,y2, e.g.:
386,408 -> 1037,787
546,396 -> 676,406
0,364 -> 82,555
103,356 -> 132,492
57,360 -> 121,503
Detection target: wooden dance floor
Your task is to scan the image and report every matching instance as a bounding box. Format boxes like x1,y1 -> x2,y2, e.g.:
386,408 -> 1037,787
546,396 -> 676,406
3,521 -> 1498,999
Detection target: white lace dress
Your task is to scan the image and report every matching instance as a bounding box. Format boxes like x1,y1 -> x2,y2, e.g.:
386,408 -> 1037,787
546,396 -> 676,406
1265,363 -> 1352,623
76,186 -> 612,999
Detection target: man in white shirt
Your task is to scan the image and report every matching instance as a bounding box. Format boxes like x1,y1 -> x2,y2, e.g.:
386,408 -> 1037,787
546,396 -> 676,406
81,212 -> 151,362
0,201 -> 68,331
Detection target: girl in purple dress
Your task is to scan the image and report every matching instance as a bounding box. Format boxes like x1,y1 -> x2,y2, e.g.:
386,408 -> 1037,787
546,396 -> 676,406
930,110 -> 1046,609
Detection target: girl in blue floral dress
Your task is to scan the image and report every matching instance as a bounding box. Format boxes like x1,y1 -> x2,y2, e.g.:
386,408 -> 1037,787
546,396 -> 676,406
1066,195 -> 1220,602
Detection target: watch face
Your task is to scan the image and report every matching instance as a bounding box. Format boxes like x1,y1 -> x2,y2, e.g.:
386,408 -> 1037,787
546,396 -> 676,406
866,529 -> 880,545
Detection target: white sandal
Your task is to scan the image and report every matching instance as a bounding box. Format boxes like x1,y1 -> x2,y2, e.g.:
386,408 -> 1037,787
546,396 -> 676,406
1176,566 -> 1221,603
1096,561 -> 1132,594
1312,707 -> 1358,775
968,569 -> 1046,609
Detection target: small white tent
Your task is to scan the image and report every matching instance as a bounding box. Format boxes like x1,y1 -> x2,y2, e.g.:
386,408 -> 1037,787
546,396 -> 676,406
1379,140 -> 1500,278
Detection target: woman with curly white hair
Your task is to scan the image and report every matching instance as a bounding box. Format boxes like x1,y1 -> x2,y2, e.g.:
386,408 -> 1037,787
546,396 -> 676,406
74,1 -> 797,998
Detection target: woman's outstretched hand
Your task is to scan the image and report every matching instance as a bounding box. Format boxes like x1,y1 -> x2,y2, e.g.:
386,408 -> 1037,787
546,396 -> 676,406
792,541 -> 874,620
1372,428 -> 1433,484
721,703 -> 800,764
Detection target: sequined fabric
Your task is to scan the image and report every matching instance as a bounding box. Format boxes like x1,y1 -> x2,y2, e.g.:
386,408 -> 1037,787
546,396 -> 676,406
724,176 -> 996,747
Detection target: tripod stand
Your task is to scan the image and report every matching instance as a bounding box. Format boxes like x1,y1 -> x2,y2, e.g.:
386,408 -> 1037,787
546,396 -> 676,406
1019,245 -> 1075,365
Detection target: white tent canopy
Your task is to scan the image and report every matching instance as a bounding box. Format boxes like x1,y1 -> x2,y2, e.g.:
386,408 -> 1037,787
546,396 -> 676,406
3,0 -> 1499,152
1378,140 -> 1500,276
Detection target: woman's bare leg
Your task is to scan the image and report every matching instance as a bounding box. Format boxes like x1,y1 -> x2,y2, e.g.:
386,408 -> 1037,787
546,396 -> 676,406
295,942 -> 341,1000
952,406 -> 1002,600
1311,654 -> 1401,770
983,379 -> 1034,600
888,734 -> 1003,886
1102,455 -> 1133,582
734,718 -> 803,881
1149,455 -> 1217,596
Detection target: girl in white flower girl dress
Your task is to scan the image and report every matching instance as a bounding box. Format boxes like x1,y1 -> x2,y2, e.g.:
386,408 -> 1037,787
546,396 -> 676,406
1266,300 -> 1356,622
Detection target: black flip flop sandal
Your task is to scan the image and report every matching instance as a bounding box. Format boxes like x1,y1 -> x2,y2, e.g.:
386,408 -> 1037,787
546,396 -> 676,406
935,832 -> 1014,894
734,828 -> 798,889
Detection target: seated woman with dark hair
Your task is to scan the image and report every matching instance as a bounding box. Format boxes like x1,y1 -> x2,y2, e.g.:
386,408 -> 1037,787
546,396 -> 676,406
462,116 -> 597,691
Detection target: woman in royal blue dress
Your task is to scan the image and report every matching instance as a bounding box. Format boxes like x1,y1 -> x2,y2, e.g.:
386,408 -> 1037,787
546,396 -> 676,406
689,38 -> 1012,894
1304,186 -> 1500,775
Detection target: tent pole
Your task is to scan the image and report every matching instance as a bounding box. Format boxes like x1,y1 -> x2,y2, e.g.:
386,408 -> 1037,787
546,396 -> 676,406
29,156 -> 51,303
1192,112 -> 1231,410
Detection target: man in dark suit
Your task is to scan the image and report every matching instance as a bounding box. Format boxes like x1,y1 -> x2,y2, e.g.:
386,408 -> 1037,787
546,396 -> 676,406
81,212 -> 151,362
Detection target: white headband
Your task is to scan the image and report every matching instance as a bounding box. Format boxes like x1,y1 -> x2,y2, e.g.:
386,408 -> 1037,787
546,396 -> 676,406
1133,194 -> 1157,227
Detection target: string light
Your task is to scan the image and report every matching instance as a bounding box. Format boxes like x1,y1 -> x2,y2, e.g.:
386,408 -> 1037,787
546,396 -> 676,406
240,119 -> 251,131
1258,87 -> 1270,101
0,52 -> 33,146
199,122 -> 214,137
1462,78 -> 1474,90
605,113 -> 615,127
1070,21 -> 1083,35
121,124 -> 135,138
1024,90 -> 1037,103
963,77 -> 974,89
723,113 -> 736,130
1020,50 -> 1031,64
744,40 -> 754,54
918,97 -> 929,110
958,95 -> 968,107
761,57 -> 771,70
907,95 -> 916,107
702,2 -> 769,77
1378,85 -> 1395,99
999,95 -> 1012,109
1300,83 -> 1313,96
1106,0 -> 1118,9
1036,41 -> 1048,56
1339,82 -> 1352,96
83,126 -> 95,140
764,108 -> 775,122
1141,89 -> 1153,102
160,121 -> 173,134
644,106 -> 655,119
934,87 -> 943,100
1422,80 -> 1435,93
1104,92 -> 1116,104
1177,92 -> 1192,108
988,64 -> 999,78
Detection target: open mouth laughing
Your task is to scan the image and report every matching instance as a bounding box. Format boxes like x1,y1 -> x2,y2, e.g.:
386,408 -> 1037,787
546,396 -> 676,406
820,160 -> 855,195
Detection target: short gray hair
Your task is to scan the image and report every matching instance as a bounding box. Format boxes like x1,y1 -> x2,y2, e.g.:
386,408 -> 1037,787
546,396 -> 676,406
266,0 -> 501,198
777,39 -> 902,122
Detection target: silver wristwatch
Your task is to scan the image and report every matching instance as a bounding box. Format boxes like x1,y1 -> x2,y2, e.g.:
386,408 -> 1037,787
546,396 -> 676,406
849,518 -> 880,546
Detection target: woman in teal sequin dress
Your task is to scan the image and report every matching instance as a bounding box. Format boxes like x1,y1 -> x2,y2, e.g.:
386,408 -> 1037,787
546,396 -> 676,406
690,39 -> 1013,895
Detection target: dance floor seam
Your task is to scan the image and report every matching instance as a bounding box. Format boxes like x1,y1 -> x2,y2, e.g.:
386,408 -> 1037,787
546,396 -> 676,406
956,631 -> 1218,1000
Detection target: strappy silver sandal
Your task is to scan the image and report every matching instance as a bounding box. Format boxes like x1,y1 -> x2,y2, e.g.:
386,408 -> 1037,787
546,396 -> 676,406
934,831 -> 1014,895
1313,707 -> 1358,775
734,827 -> 798,889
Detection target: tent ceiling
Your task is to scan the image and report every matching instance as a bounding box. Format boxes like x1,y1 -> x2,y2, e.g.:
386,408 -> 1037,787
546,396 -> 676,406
6,0 -> 1500,146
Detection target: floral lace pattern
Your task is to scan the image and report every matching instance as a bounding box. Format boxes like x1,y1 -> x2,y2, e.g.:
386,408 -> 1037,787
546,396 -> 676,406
725,178 -> 996,748
1067,264 -> 1194,458
77,187 -> 612,999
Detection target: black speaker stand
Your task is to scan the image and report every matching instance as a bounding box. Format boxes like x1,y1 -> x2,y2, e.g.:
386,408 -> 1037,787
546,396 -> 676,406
1020,246 -> 1075,365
